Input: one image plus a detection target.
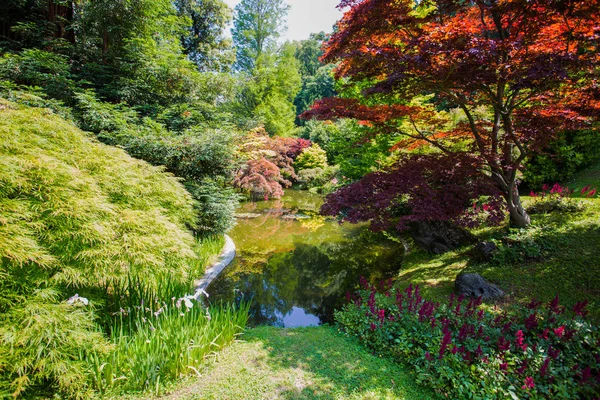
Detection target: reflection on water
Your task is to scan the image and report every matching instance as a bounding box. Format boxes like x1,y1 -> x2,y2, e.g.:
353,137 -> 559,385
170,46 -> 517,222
208,190 -> 403,327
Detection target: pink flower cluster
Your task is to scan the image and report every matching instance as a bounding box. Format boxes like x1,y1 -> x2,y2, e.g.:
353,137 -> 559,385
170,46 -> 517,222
344,280 -> 600,397
530,183 -> 597,199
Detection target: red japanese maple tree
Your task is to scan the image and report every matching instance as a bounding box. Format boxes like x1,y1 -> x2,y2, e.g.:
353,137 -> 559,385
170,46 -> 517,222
303,0 -> 599,228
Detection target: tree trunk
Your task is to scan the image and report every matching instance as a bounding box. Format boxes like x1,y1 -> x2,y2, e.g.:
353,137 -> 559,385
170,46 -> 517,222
506,189 -> 531,228
46,0 -> 75,43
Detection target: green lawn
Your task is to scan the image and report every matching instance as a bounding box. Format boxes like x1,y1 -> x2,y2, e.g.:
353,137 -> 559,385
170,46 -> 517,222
146,326 -> 436,400
565,160 -> 600,191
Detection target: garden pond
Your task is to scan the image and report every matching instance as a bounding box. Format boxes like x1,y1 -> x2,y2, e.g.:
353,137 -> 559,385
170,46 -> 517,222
207,190 -> 403,327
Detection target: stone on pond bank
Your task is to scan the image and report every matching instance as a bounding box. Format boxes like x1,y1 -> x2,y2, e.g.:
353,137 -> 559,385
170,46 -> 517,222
235,213 -> 262,219
455,273 -> 505,300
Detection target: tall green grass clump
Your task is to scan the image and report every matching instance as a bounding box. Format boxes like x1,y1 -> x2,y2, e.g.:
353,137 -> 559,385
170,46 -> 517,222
0,101 -> 245,398
91,281 -> 249,395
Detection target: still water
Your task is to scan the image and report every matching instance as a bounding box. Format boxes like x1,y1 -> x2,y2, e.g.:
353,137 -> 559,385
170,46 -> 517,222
207,190 -> 403,327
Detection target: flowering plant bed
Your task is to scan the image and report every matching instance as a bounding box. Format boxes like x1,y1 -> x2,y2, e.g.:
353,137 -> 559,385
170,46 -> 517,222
528,183 -> 597,214
336,279 -> 600,399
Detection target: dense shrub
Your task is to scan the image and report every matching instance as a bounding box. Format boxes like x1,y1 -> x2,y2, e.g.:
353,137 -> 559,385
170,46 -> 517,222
74,89 -> 139,134
0,102 -> 198,286
0,49 -> 76,103
489,226 -> 551,265
0,102 -> 205,397
523,130 -> 600,189
234,158 -> 290,200
0,289 -> 110,399
295,143 -> 328,171
73,90 -> 239,236
234,128 -> 311,199
337,280 -> 600,399
0,80 -> 73,120
186,179 -> 239,236
297,165 -> 340,191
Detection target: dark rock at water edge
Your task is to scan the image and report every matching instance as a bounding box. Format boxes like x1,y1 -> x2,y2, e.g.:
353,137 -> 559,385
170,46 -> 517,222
472,241 -> 498,262
410,220 -> 477,254
455,273 -> 505,300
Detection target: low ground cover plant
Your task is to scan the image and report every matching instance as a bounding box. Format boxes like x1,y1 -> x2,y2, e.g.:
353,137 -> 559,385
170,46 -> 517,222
336,279 -> 600,399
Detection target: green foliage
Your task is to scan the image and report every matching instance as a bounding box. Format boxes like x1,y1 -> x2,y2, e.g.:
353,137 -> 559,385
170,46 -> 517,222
0,102 -> 241,398
175,0 -> 234,72
489,226 -> 552,265
73,90 -> 239,236
523,129 -> 600,189
235,45 -> 302,136
0,49 -> 76,102
231,0 -> 289,72
293,33 -> 336,120
295,64 -> 336,120
294,32 -> 328,78
0,289 -> 110,399
527,183 -> 590,215
295,143 -> 328,171
307,116 -> 397,181
297,165 -> 340,192
337,284 -> 600,399
0,80 -> 73,120
74,89 -> 138,133
186,179 -> 240,236
90,278 -> 249,395
0,102 -> 198,287
0,0 -> 76,50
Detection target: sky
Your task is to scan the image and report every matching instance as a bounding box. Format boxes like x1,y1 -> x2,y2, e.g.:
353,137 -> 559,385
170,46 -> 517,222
222,0 -> 344,42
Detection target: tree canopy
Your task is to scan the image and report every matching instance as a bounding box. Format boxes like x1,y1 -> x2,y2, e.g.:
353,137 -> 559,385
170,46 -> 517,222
231,0 -> 290,71
304,0 -> 600,229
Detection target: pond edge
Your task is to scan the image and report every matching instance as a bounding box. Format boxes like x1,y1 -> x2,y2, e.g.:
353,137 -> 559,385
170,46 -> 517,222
194,235 -> 236,292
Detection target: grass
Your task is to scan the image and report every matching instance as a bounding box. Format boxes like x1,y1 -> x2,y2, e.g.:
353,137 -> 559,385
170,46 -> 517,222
146,326 -> 436,400
564,160 -> 600,191
92,301 -> 250,397
394,163 -> 600,318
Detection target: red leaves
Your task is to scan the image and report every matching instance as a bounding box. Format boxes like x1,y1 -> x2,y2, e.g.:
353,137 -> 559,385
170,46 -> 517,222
233,158 -> 289,200
321,152 -> 505,230
300,97 -> 415,124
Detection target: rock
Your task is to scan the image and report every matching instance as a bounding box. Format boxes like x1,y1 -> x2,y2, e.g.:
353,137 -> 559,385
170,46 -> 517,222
235,213 -> 262,219
409,220 -> 477,254
455,273 -> 505,300
281,214 -> 311,220
264,208 -> 291,214
472,241 -> 498,262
